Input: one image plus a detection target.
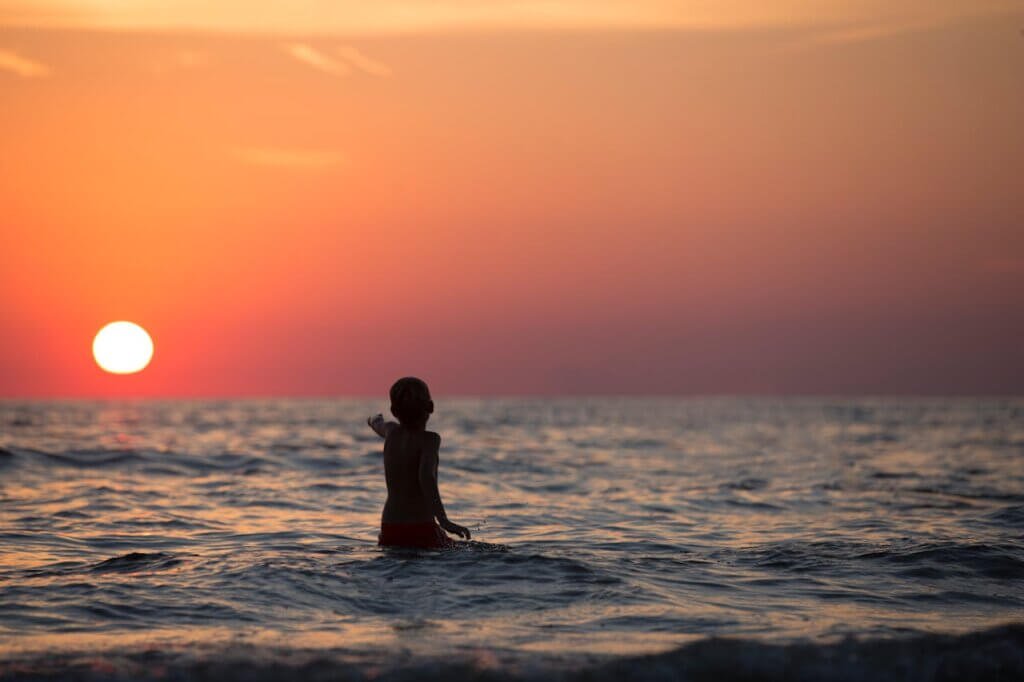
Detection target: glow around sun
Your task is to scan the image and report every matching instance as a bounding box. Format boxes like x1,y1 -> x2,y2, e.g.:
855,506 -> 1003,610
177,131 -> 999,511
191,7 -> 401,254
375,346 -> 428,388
92,321 -> 154,374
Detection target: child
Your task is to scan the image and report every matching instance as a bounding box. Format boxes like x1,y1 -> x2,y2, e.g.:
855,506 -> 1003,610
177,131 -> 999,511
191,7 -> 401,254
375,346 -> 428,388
368,377 -> 471,549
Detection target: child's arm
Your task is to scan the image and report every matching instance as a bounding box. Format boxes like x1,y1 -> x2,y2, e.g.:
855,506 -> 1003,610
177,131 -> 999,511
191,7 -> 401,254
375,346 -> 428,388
367,413 -> 398,439
419,433 -> 471,540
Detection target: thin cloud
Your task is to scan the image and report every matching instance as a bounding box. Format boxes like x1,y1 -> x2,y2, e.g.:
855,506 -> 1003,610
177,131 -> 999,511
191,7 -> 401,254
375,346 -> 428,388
0,48 -> 50,78
1,1 -> 1019,34
778,2 -> 1020,53
336,46 -> 392,77
779,18 -> 942,52
232,146 -> 346,169
283,43 -> 351,76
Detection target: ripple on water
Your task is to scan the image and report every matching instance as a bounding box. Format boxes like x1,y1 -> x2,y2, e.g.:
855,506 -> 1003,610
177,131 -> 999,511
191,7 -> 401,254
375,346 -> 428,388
1,398 -> 1023,661
90,552 -> 183,574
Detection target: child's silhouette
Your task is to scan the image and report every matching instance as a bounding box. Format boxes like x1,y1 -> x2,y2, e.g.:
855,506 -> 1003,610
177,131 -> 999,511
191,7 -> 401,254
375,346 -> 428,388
368,377 -> 471,549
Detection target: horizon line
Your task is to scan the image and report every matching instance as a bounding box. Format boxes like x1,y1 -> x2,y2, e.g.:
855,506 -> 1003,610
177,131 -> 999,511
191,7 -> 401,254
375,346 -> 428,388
2,393 -> 1022,402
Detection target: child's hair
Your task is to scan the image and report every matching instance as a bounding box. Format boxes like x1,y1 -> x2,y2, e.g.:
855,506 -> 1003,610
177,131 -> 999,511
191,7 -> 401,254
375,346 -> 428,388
389,377 -> 433,427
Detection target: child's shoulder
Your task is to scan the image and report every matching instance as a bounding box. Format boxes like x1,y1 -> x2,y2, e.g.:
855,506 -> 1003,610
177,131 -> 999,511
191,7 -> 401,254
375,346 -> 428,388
419,430 -> 441,449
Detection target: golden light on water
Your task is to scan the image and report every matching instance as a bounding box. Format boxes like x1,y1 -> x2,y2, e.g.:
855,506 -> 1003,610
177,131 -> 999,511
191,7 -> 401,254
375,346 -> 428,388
92,321 -> 154,374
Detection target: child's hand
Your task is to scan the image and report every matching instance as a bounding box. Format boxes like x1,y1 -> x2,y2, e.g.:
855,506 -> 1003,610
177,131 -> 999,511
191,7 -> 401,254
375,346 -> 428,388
368,414 -> 385,434
441,519 -> 471,540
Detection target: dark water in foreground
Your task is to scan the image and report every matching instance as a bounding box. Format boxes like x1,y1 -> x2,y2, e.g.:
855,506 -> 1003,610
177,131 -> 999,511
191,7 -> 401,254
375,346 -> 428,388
1,398 -> 1022,680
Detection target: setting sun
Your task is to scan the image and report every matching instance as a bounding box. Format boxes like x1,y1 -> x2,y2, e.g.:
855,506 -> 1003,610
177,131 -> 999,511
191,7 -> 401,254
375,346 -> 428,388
92,321 -> 154,374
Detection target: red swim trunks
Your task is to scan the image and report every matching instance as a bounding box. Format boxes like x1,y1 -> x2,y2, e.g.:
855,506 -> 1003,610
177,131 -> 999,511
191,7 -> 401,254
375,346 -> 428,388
379,522 -> 455,549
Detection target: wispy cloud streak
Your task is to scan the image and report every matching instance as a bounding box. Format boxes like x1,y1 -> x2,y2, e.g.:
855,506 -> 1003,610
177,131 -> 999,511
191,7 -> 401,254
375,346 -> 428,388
1,0 -> 1019,34
336,46 -> 391,77
780,18 -> 945,52
0,48 -> 50,77
283,43 -> 351,76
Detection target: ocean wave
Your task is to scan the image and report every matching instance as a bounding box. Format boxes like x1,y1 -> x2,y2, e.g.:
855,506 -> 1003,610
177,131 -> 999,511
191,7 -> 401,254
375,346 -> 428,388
726,540 -> 1024,582
3,398 -> 1024,659
2,624 -> 1022,681
89,552 -> 182,574
721,477 -> 770,491
0,446 -> 280,474
988,506 -> 1024,527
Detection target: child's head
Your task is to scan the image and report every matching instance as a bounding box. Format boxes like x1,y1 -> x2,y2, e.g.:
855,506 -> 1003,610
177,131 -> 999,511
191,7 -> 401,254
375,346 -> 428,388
389,377 -> 434,428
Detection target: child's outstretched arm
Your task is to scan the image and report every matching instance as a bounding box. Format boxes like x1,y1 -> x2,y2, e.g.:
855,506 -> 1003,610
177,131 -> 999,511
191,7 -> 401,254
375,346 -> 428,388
419,433 -> 471,540
367,413 -> 398,439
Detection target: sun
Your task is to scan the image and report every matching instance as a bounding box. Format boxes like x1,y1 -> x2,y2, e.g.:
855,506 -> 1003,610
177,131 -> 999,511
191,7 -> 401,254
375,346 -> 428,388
92,321 -> 154,374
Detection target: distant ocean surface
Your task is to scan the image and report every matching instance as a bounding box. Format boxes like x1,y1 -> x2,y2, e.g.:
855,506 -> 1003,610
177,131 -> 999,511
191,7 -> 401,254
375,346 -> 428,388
1,398 -> 1023,681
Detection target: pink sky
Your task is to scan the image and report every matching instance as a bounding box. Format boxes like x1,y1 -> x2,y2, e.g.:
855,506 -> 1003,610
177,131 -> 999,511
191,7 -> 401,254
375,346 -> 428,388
1,3 -> 1022,396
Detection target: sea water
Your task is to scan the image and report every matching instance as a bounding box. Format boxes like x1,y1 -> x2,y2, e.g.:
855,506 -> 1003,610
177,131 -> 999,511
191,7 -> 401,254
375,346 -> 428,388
1,398 -> 1022,680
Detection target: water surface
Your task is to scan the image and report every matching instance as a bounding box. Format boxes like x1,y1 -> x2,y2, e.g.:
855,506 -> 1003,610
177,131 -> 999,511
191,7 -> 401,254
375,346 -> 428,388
1,398 -> 1022,679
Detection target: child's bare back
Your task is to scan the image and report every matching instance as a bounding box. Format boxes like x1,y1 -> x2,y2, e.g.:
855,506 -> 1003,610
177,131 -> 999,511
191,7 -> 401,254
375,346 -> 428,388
368,377 -> 470,548
380,426 -> 440,523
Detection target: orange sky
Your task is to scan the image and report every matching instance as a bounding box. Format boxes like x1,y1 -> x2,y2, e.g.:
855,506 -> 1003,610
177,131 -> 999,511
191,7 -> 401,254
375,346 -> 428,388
1,2 -> 1022,396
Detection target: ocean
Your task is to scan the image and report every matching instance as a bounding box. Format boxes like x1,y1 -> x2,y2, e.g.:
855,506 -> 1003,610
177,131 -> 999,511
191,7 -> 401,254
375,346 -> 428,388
1,398 -> 1022,680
